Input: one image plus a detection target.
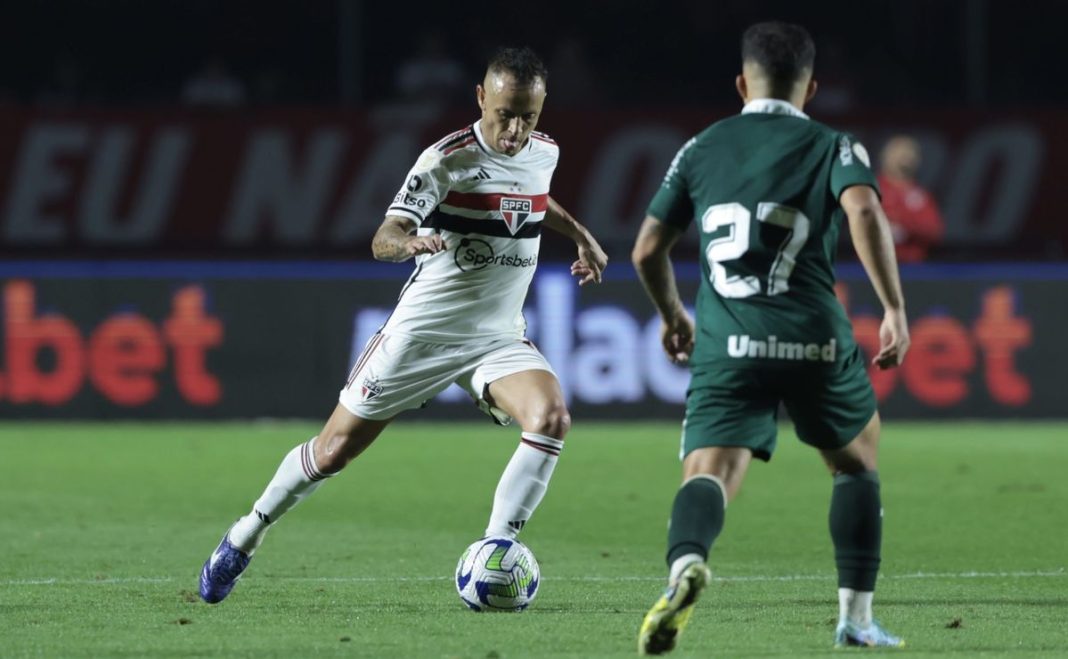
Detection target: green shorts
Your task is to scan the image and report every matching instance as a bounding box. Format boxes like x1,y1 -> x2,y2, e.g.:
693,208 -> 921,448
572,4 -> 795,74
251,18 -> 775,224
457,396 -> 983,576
681,345 -> 877,462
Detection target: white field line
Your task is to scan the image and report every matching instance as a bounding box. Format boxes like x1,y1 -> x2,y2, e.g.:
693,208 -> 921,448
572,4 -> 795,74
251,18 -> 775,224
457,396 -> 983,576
3,568 -> 1063,587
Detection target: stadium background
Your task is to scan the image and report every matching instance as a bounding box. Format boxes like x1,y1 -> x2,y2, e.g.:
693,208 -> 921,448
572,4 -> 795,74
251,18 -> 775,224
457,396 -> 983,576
1,0 -> 1065,421
4,3 -> 1068,657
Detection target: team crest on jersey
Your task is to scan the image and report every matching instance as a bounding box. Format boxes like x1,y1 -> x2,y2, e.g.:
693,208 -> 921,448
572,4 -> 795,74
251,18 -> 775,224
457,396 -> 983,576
500,198 -> 532,234
361,377 -> 383,401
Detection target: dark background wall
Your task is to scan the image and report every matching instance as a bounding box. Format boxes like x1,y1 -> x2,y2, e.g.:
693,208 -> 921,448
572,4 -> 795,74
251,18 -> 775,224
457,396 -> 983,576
0,0 -> 1065,260
1,0 -> 1063,108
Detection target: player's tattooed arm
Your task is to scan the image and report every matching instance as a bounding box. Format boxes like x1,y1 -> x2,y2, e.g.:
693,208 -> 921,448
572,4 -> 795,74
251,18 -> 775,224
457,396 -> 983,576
372,215 -> 445,262
632,215 -> 694,364
841,185 -> 910,369
544,196 -> 608,285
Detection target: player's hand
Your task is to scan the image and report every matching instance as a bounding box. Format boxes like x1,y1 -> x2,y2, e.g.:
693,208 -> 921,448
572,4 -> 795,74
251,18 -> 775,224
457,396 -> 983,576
873,308 -> 910,369
572,239 -> 608,285
405,234 -> 446,258
661,307 -> 695,365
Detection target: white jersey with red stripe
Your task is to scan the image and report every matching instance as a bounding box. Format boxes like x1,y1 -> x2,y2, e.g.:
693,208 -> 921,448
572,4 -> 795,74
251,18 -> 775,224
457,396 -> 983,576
381,119 -> 559,344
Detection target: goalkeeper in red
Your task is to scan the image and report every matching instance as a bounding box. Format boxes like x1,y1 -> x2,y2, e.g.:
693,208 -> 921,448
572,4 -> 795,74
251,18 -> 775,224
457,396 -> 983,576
632,22 -> 909,654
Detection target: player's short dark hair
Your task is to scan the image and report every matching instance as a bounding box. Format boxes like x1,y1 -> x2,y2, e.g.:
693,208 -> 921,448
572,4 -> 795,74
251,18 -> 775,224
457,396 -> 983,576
486,46 -> 548,85
741,22 -> 815,87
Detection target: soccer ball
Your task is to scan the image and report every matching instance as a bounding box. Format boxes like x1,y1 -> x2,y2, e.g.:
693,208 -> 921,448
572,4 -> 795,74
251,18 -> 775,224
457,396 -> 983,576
455,536 -> 540,611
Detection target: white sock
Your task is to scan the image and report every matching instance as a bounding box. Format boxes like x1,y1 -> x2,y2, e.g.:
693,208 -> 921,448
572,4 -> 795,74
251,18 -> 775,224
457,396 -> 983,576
669,553 -> 705,584
228,438 -> 330,553
484,432 -> 564,538
838,587 -> 874,625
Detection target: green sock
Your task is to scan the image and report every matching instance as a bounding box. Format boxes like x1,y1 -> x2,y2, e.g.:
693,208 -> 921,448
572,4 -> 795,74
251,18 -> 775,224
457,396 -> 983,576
666,476 -> 726,567
829,470 -> 882,591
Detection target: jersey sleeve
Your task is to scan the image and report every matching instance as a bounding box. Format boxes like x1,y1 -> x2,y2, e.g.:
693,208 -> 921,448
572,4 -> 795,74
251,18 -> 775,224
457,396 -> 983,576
830,133 -> 880,200
646,137 -> 696,230
386,147 -> 454,226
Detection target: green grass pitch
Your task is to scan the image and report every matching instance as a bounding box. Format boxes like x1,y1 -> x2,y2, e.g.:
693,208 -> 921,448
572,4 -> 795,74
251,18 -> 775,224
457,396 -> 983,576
2,421 -> 1066,658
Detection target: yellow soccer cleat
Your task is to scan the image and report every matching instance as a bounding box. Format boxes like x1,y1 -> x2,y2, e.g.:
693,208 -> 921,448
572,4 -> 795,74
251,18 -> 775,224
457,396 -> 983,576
638,562 -> 712,655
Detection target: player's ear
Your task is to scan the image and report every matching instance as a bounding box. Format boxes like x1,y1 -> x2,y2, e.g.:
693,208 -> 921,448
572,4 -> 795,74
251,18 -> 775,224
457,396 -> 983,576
805,78 -> 818,104
735,74 -> 748,103
476,84 -> 486,111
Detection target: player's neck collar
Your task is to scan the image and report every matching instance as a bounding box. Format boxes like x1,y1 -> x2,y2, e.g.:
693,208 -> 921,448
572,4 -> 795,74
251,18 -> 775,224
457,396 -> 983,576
741,98 -> 809,120
473,119 -> 530,158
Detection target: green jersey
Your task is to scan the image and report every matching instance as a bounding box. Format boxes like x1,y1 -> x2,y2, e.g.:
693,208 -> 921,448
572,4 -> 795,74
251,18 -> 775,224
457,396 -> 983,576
648,99 -> 878,370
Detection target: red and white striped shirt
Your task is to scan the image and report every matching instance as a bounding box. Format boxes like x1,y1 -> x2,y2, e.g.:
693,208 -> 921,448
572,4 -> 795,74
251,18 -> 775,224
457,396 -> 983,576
382,119 -> 559,343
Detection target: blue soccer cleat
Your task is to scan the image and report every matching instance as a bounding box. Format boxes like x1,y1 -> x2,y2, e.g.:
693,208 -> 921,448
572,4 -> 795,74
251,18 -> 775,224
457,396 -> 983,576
199,532 -> 252,604
834,619 -> 905,648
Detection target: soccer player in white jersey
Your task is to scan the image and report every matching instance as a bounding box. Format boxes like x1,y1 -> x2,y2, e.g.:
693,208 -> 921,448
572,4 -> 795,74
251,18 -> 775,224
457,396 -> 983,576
199,47 -> 608,603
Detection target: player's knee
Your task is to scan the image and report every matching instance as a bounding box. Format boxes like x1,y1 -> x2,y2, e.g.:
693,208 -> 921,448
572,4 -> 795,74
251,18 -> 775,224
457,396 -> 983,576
313,430 -> 363,474
312,437 -> 345,474
526,402 -> 571,439
832,415 -> 881,473
828,454 -> 873,475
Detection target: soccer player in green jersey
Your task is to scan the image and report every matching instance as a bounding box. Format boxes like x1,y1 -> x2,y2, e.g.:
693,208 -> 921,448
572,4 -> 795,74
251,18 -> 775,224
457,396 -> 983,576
632,22 -> 910,654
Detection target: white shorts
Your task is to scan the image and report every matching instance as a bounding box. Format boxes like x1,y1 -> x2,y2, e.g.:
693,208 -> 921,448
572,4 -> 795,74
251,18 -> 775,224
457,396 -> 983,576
338,333 -> 555,423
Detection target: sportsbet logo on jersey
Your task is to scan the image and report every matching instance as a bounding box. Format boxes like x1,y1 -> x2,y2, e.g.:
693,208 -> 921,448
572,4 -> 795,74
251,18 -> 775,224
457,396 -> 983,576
454,238 -> 538,272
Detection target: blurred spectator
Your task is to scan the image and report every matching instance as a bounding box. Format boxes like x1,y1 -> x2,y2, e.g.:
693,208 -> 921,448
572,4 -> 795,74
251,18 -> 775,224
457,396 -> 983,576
182,57 -> 246,107
394,31 -> 468,106
877,135 -> 944,262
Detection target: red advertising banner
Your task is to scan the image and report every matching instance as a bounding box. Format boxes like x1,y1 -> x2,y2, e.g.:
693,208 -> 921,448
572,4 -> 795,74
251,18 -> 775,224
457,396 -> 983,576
0,280 -> 222,408
0,106 -> 1063,256
0,262 -> 1064,420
